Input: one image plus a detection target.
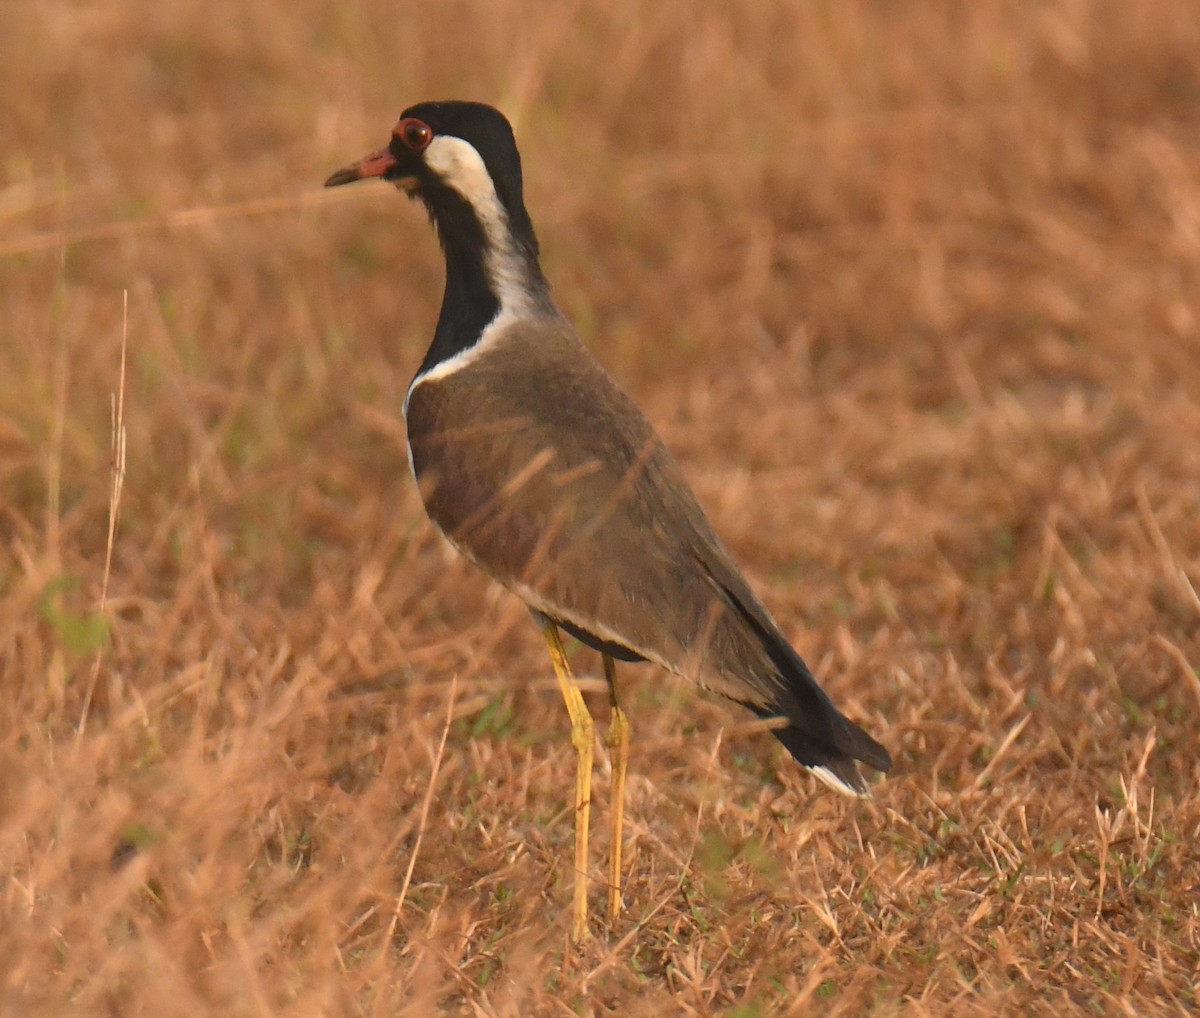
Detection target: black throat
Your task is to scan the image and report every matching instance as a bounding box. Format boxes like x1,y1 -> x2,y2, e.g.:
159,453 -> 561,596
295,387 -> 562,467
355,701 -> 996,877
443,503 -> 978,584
413,182 -> 549,382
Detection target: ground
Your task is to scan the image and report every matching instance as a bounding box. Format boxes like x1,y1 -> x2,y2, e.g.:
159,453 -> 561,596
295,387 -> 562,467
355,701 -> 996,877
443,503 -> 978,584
1,1 -> 1198,1014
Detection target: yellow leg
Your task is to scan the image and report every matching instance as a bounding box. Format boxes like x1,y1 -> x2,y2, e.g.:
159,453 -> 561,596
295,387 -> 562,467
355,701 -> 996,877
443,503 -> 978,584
542,622 -> 594,943
603,653 -> 630,921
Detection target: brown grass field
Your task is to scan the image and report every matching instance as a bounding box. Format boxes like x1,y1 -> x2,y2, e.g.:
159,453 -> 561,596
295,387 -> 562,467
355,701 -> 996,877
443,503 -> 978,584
3,1 -> 1199,1014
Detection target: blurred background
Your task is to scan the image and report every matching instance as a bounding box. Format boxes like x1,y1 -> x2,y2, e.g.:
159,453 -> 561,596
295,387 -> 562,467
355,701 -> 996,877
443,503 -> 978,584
2,1 -> 1198,1014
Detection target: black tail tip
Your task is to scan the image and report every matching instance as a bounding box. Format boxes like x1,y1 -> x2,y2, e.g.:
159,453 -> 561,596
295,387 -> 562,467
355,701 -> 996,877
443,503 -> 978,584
808,759 -> 873,797
766,718 -> 892,797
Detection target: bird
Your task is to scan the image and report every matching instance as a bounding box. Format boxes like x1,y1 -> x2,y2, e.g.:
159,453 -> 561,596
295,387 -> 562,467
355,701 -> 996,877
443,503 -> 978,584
325,101 -> 891,942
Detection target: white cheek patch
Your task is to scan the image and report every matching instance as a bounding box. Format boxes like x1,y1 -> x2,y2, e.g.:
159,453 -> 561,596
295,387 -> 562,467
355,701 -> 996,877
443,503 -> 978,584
424,135 -> 499,211
423,135 -> 534,317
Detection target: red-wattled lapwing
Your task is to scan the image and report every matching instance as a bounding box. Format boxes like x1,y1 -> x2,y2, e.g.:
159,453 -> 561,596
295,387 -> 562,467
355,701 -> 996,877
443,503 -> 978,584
325,101 -> 891,942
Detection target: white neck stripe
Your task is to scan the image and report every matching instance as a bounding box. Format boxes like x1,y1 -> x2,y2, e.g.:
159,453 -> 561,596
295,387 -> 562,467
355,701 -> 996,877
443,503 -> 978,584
402,307 -> 518,417
423,135 -> 535,318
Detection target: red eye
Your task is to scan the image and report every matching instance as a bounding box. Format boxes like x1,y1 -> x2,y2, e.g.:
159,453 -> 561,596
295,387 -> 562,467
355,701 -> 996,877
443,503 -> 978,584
395,118 -> 433,152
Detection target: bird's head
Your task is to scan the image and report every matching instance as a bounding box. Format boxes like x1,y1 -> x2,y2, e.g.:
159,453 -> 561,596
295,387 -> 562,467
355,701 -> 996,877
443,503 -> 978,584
326,100 -> 549,319
325,101 -> 531,238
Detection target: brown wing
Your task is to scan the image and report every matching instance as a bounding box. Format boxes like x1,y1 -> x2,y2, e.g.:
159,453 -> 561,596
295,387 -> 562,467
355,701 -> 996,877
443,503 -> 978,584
405,317 -> 891,781
406,320 -> 741,677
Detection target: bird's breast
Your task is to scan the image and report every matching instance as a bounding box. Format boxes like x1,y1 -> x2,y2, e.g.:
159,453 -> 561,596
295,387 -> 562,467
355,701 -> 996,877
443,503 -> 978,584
405,370 -> 567,584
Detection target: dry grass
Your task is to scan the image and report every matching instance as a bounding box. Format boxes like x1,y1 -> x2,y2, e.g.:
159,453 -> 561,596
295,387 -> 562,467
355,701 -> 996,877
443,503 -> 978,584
2,1 -> 1199,1014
